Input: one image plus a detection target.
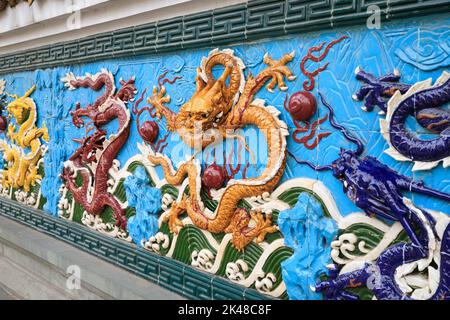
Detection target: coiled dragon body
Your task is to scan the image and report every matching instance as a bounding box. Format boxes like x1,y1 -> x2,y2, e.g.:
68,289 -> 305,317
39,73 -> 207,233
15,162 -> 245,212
147,49 -> 296,250
316,151 -> 450,300
0,85 -> 48,193
61,69 -> 136,229
311,94 -> 450,300
354,68 -> 450,170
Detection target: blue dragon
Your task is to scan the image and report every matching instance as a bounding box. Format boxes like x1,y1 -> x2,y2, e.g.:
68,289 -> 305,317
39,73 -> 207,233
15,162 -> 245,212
353,68 -> 450,164
317,149 -> 450,300
289,93 -> 450,300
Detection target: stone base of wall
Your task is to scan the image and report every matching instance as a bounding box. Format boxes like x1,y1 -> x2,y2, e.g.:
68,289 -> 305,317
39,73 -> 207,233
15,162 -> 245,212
0,215 -> 184,300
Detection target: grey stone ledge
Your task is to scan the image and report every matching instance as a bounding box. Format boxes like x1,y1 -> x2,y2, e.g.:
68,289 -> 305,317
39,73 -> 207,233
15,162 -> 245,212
0,215 -> 184,300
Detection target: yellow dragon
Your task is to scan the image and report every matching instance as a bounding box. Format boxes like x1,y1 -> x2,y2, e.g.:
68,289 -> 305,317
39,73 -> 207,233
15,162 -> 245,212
146,49 -> 295,250
0,85 -> 48,193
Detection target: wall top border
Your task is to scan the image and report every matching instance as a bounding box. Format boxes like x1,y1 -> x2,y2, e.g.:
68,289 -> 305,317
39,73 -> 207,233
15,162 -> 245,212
0,0 -> 449,75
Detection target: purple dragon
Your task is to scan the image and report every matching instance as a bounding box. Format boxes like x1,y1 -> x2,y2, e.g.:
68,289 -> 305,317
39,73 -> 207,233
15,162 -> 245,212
353,68 -> 450,164
316,149 -> 450,300
289,93 -> 450,300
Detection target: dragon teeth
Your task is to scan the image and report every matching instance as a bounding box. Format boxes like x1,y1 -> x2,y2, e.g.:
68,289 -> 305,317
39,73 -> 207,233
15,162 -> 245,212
215,112 -> 223,123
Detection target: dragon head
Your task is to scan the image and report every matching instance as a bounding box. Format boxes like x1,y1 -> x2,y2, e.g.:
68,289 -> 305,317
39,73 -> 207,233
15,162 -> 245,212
176,65 -> 234,148
331,149 -> 364,202
6,85 -> 36,125
116,77 -> 137,102
70,129 -> 106,163
332,149 -> 358,180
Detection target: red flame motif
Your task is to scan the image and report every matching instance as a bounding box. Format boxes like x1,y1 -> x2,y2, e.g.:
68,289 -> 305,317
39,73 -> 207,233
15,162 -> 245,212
132,71 -> 182,153
300,35 -> 348,91
203,142 -> 252,191
284,91 -> 331,149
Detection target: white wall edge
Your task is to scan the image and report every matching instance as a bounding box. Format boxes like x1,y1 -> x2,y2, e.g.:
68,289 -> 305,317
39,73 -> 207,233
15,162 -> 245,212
0,0 -> 247,55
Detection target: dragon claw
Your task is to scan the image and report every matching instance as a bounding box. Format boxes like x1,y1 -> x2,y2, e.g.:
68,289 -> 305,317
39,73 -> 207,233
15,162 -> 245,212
228,208 -> 278,251
163,201 -> 185,234
146,83 -> 174,127
167,216 -> 183,233
249,209 -> 277,243
261,53 -> 295,93
315,278 -> 347,300
114,213 -> 128,230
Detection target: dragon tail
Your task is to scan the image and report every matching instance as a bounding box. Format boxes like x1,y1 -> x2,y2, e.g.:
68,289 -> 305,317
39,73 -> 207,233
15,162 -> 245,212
61,69 -> 116,108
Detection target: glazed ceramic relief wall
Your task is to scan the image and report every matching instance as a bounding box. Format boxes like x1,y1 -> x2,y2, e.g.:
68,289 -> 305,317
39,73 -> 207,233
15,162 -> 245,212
0,9 -> 449,300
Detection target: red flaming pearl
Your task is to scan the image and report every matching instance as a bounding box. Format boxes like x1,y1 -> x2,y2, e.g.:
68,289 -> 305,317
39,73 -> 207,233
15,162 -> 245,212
140,120 -> 159,143
202,163 -> 226,190
287,91 -> 317,121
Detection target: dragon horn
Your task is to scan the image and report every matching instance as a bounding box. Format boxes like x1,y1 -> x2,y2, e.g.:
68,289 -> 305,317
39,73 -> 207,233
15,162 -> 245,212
195,67 -> 206,91
23,85 -> 36,98
409,182 -> 450,203
211,63 -> 233,93
217,63 -> 233,84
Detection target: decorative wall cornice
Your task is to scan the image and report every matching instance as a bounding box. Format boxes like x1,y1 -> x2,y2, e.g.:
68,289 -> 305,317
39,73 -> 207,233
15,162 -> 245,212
0,0 -> 449,75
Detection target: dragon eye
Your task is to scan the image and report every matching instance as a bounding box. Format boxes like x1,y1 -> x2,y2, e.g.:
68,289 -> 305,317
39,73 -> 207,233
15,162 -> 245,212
201,113 -> 209,119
